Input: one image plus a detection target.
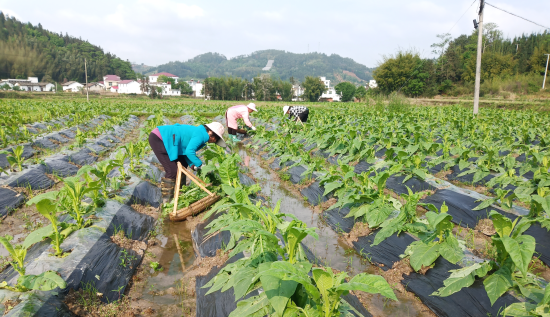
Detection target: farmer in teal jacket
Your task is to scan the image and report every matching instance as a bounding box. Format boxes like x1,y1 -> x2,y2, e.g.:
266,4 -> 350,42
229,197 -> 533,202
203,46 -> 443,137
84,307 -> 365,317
148,122 -> 226,202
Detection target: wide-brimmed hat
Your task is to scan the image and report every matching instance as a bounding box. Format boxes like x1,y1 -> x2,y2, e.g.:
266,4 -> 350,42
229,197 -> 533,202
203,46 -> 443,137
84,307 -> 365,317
283,105 -> 290,114
205,122 -> 227,147
246,103 -> 258,112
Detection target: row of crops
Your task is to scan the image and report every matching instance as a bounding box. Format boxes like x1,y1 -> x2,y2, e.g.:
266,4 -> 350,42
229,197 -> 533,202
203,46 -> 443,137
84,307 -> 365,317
239,105 -> 550,317
0,104 -> 175,315
2,97 -> 550,316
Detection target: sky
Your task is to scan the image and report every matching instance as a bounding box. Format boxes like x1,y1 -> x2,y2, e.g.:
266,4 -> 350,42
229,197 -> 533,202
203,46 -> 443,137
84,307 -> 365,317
1,0 -> 549,68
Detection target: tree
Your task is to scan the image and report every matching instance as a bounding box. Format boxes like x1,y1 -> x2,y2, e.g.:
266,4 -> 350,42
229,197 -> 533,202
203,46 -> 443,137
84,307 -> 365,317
373,50 -> 423,95
301,76 -> 326,102
355,85 -> 367,101
177,81 -> 193,95
335,82 -> 356,102
276,80 -> 293,101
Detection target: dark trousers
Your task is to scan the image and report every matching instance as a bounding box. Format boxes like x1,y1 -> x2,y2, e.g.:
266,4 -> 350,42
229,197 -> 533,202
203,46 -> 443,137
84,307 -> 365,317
228,127 -> 248,135
148,132 -> 188,180
298,109 -> 309,123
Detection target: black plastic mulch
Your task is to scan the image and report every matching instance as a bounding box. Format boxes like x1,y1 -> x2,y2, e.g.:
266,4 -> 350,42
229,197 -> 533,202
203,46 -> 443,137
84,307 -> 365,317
5,144 -> 36,159
323,206 -> 356,234
352,230 -> 416,270
354,160 -> 373,174
126,181 -> 162,208
446,165 -> 495,186
43,159 -> 80,178
195,253 -> 254,317
300,180 -> 332,205
420,190 -> 493,228
0,187 -> 26,217
524,224 -> 550,267
287,165 -> 308,184
61,205 -> 154,303
67,148 -> 98,166
33,138 -> 59,150
8,166 -> 55,190
192,212 -> 232,258
385,175 -> 436,195
402,257 -> 519,317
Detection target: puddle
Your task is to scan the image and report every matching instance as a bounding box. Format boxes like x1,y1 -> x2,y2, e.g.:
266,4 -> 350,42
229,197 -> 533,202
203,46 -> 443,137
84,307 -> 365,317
239,146 -> 429,317
132,216 -> 196,311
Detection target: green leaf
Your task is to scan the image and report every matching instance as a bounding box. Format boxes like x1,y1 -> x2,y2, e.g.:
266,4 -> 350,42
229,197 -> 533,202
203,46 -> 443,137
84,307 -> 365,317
490,211 -> 514,238
22,224 -> 54,249
228,292 -> 271,317
432,262 -> 491,297
366,205 -> 394,228
540,285 -> 550,306
409,241 -> 440,271
323,182 -> 343,196
472,198 -> 497,211
260,274 -> 298,316
501,302 -> 537,317
26,191 -> 59,206
532,195 -> 550,213
438,236 -> 463,264
312,268 -> 333,295
483,266 -> 513,306
336,273 -> 397,301
501,235 -> 536,277
18,271 -> 67,291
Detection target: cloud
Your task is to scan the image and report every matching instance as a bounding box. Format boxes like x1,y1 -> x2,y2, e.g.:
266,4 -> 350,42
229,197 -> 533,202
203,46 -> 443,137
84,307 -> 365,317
1,0 -> 548,68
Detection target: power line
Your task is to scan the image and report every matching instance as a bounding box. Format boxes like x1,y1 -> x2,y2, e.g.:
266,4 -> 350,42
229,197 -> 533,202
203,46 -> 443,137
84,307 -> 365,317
447,0 -> 478,33
485,2 -> 550,30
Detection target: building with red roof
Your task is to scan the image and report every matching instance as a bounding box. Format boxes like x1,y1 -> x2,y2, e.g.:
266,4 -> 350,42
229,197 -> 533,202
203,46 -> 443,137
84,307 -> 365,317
149,72 -> 179,84
102,75 -> 121,89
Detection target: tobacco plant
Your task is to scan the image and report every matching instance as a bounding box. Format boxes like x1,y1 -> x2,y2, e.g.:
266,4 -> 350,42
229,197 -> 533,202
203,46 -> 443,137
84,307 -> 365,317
0,235 -> 66,292
402,202 -> 464,271
433,211 -> 536,305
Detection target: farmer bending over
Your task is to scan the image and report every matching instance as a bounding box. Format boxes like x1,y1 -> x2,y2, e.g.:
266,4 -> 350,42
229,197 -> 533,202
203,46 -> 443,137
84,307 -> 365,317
226,103 -> 257,141
283,105 -> 309,123
149,122 -> 226,202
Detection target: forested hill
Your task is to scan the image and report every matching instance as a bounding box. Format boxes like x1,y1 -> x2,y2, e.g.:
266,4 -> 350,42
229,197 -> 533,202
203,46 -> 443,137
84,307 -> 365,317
146,50 -> 375,84
0,12 -> 135,82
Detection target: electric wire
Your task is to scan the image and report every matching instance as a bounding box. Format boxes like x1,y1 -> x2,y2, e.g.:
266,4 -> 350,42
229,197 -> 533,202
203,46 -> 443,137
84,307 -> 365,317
447,0 -> 478,33
485,2 -> 550,30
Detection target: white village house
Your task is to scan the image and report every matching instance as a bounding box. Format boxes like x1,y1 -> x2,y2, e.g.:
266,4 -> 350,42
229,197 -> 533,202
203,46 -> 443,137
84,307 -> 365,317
17,82 -> 56,92
149,72 -> 179,84
62,81 -> 84,92
118,80 -> 142,94
186,79 -> 204,98
319,77 -> 341,102
147,82 -> 180,97
291,84 -> 305,101
103,75 -> 121,89
0,77 -> 55,92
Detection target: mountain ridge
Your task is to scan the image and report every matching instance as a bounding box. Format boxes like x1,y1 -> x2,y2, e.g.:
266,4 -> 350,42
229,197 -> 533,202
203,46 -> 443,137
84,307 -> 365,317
140,50 -> 374,84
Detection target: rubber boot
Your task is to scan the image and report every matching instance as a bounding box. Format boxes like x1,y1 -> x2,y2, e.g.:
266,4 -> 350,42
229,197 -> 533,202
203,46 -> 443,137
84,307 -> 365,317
161,177 -> 175,203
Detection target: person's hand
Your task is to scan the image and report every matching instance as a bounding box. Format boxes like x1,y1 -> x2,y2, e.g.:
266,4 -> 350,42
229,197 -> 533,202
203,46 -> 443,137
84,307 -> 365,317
251,126 -> 256,131
193,165 -> 201,171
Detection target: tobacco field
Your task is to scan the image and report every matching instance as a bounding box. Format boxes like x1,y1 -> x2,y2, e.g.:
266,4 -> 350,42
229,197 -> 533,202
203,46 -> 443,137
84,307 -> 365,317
0,98 -> 549,317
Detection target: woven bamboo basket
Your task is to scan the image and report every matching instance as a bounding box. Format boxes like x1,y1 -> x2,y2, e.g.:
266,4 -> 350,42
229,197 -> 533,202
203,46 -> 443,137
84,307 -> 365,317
169,193 -> 220,221
169,162 -> 220,222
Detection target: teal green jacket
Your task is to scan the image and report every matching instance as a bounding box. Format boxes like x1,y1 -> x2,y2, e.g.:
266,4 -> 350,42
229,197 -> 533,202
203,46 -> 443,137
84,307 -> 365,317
158,124 -> 209,167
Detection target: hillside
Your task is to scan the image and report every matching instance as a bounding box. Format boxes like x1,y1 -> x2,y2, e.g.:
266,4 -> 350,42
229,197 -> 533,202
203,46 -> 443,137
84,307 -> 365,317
0,12 -> 135,82
145,50 -> 374,84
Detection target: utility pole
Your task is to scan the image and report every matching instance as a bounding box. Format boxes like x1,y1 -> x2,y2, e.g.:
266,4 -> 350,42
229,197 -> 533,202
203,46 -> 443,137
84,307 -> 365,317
84,58 -> 89,102
473,0 -> 484,115
543,54 -> 550,90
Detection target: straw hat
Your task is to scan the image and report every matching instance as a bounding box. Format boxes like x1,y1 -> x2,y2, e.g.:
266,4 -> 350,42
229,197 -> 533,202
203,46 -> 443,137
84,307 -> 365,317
205,122 -> 227,147
246,103 -> 258,111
